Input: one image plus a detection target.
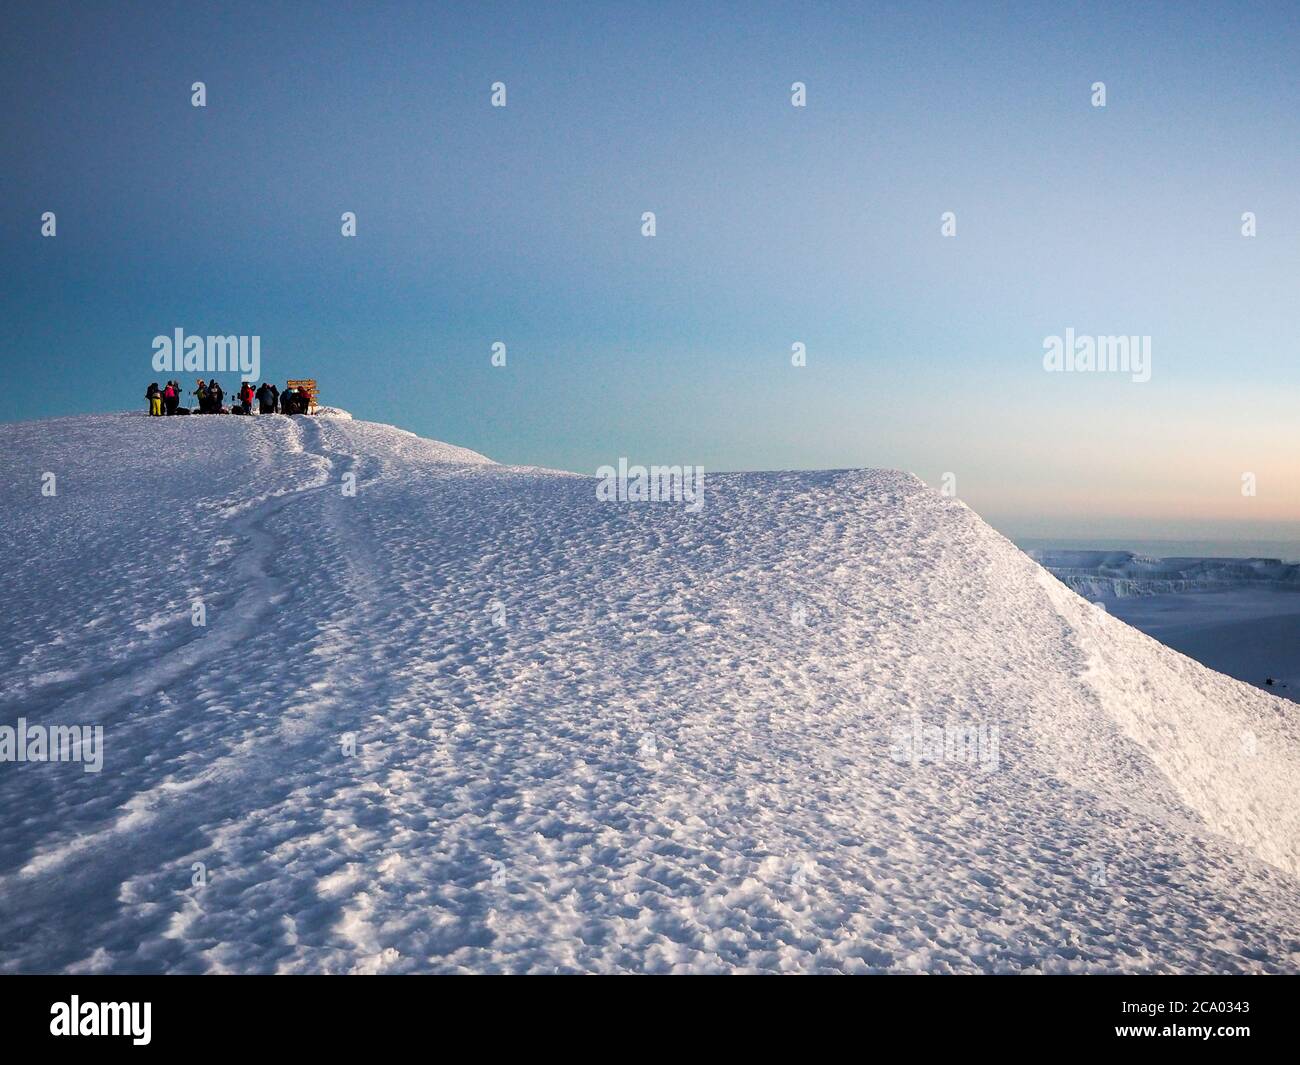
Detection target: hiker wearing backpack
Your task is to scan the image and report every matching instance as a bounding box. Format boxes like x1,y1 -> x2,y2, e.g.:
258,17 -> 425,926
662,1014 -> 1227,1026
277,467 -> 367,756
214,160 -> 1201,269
208,379 -> 224,412
162,381 -> 178,415
145,383 -> 162,416
256,382 -> 275,414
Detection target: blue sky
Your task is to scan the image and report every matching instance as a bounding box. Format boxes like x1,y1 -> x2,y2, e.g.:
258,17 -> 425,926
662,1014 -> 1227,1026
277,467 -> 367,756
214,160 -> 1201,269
2,1 -> 1297,541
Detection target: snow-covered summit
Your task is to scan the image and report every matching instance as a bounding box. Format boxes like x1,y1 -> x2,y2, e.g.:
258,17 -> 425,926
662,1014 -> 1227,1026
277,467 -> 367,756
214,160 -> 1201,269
1,413 -> 1297,973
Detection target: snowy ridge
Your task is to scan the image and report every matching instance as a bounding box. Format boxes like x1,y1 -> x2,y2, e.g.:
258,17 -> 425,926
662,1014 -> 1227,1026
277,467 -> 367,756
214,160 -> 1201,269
1036,571 -> 1300,877
1,413 -> 1298,973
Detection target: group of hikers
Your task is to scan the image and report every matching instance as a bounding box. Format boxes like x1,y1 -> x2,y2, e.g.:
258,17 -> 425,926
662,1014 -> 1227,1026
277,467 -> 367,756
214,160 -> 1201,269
144,380 -> 313,417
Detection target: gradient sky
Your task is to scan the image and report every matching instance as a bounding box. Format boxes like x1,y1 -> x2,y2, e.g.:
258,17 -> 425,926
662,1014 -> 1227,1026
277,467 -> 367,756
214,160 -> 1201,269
2,1 -> 1297,542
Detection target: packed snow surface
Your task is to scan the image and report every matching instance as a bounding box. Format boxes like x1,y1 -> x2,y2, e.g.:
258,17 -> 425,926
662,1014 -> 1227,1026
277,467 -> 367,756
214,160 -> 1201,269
1,412 -> 1298,973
